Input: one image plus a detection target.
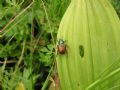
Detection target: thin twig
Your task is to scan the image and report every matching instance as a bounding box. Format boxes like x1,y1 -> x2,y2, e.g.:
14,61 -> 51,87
41,0 -> 56,47
0,60 -> 17,64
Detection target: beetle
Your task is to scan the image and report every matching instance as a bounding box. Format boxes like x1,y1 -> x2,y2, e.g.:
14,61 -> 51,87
57,39 -> 66,54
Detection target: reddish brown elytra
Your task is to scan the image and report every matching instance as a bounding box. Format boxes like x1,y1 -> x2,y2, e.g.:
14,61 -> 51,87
57,39 -> 66,54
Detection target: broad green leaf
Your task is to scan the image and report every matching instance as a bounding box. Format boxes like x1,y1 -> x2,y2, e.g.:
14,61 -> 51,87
56,0 -> 120,90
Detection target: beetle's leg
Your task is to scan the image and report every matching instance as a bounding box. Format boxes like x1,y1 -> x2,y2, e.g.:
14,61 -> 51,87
65,44 -> 70,54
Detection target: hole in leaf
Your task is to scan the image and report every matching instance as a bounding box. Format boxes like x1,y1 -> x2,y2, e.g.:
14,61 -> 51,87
79,45 -> 84,58
77,82 -> 80,86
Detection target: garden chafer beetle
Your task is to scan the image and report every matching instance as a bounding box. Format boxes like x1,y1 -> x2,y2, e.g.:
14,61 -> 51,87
57,39 -> 66,54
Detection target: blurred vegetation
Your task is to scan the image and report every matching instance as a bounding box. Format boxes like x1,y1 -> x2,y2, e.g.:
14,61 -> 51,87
110,0 -> 120,17
0,0 -> 70,90
0,0 -> 119,90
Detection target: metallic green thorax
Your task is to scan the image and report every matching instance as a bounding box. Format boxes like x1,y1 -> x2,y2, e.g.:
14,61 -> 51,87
58,39 -> 65,45
56,0 -> 120,90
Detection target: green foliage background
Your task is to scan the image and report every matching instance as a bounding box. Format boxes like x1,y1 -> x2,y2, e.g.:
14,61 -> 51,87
110,0 -> 120,17
0,0 -> 70,89
0,0 -> 119,90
